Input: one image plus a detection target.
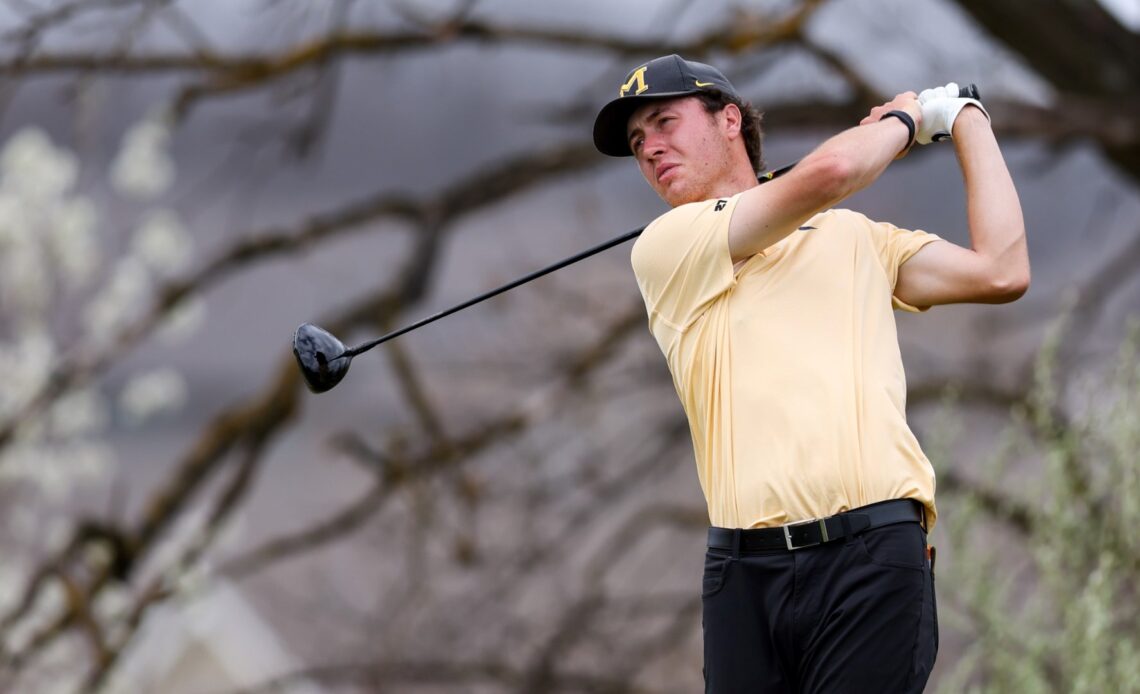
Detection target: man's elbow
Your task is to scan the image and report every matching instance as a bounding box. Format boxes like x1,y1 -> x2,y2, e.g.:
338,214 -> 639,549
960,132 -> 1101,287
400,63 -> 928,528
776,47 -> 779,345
800,152 -> 859,204
986,268 -> 1030,303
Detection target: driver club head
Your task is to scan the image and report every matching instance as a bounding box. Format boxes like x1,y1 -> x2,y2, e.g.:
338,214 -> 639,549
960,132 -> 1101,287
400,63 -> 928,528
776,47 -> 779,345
293,323 -> 352,393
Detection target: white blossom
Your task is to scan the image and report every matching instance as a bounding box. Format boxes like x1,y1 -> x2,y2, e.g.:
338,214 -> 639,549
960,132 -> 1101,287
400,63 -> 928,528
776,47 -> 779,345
0,189 -> 48,324
84,542 -> 115,574
0,331 -> 55,417
119,367 -> 187,424
0,388 -> 113,499
0,190 -> 30,246
0,229 -> 49,322
38,440 -> 115,487
6,576 -> 67,653
110,114 -> 175,198
34,639 -> 85,694
83,257 -> 151,344
174,560 -> 212,601
0,131 -> 100,319
156,296 -> 205,343
47,196 -> 99,286
93,584 -> 131,623
131,209 -> 192,276
9,441 -> 113,502
0,128 -> 79,202
49,388 -> 109,438
39,574 -> 66,614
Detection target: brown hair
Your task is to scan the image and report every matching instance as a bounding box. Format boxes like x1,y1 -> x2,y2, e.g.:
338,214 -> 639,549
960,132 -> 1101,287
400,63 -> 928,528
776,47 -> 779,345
695,91 -> 764,174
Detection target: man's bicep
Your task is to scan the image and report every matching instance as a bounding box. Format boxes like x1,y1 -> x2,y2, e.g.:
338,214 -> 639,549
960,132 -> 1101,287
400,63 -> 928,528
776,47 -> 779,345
895,239 -> 1007,307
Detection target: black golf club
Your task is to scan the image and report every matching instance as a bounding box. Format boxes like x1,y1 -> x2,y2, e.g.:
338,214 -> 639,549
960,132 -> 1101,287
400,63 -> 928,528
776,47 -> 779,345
294,85 -> 980,393
291,210 -> 669,393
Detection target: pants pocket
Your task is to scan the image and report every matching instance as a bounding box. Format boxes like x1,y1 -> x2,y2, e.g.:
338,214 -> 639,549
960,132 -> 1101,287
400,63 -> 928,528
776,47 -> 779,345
701,551 -> 733,599
855,522 -> 927,571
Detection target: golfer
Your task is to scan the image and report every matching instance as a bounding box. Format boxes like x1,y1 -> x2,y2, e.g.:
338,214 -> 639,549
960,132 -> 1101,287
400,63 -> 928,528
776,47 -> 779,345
593,55 -> 1028,692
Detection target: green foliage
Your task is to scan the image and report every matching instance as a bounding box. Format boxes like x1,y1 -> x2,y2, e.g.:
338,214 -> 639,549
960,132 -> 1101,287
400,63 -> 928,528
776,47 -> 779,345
933,319 -> 1140,694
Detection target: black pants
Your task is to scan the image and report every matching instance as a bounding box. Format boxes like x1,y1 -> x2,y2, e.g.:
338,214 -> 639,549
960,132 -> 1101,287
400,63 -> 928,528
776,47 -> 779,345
702,521 -> 938,693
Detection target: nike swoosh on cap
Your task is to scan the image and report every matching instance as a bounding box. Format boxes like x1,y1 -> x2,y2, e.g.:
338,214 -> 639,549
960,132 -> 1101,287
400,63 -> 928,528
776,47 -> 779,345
695,80 -> 714,87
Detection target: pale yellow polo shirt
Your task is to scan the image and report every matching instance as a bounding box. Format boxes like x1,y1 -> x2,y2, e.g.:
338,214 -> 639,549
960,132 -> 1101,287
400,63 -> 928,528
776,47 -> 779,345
631,195 -> 941,530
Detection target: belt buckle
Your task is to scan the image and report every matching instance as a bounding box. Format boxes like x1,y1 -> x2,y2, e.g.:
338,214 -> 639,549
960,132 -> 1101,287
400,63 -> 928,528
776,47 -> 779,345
783,517 -> 829,551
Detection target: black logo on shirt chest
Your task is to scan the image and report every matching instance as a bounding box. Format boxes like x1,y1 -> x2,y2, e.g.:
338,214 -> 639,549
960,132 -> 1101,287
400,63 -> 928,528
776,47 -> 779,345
714,199 -> 727,211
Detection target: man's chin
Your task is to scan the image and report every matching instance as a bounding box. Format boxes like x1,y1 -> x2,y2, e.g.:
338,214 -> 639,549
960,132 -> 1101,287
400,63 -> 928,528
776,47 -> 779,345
661,188 -> 700,208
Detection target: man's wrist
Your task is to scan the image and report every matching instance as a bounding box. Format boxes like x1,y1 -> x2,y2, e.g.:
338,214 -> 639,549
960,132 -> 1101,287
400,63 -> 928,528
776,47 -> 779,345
880,110 -> 916,150
951,104 -> 990,137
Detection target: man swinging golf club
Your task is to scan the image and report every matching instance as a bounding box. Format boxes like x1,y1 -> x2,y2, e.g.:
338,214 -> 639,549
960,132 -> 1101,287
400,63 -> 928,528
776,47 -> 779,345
593,55 -> 1028,692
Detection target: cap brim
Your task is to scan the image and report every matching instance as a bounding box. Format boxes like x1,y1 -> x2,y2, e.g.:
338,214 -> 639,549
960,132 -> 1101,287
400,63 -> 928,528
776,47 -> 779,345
592,91 -> 696,157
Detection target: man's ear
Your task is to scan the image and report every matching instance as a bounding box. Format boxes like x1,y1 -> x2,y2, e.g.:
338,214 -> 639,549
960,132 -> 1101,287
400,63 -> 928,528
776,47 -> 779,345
721,103 -> 743,139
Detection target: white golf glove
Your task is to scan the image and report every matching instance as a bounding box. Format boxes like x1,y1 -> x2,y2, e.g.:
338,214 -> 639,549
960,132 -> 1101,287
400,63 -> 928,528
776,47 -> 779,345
916,82 -> 989,144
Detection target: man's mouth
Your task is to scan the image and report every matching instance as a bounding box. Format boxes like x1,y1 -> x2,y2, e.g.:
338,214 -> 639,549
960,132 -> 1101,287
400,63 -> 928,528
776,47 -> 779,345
656,163 -> 678,183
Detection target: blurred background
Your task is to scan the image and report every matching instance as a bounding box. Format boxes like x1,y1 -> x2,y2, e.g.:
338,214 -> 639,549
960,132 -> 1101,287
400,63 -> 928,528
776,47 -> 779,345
0,1 -> 1137,692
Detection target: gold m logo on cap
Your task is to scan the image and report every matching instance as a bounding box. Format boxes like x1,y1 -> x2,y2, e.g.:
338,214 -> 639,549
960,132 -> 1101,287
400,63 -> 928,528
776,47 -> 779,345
619,66 -> 649,97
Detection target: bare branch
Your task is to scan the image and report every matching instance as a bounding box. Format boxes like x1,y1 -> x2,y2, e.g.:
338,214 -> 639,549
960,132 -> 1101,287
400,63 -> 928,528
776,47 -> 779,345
937,469 -> 1036,535
220,300 -> 646,582
953,0 -> 1140,181
0,140 -> 603,453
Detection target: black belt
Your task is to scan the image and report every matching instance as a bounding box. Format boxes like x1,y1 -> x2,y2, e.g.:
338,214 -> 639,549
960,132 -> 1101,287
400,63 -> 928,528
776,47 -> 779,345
707,499 -> 925,553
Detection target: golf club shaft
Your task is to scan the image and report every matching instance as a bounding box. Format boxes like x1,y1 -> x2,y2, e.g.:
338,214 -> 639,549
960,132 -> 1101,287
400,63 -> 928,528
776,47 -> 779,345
341,83 -> 979,359
339,161 -> 799,359
342,225 -> 646,357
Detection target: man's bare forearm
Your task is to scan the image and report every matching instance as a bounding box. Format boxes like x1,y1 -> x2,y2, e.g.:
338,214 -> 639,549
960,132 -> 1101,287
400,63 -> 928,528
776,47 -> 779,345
727,94 -> 920,261
953,107 -> 1029,293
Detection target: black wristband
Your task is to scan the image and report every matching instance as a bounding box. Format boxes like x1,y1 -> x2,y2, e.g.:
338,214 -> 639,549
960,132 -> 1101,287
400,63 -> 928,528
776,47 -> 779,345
880,109 -> 916,149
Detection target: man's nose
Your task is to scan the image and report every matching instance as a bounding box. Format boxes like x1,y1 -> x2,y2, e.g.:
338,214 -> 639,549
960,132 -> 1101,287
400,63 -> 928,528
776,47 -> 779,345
643,132 -> 667,158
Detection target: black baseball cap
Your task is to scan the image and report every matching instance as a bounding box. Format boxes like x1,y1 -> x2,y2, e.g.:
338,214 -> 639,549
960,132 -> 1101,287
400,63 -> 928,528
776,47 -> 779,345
593,54 -> 740,157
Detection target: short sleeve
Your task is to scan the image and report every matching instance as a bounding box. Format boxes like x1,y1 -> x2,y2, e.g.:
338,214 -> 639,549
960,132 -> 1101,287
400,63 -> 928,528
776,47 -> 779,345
630,196 -> 738,333
849,210 -> 942,313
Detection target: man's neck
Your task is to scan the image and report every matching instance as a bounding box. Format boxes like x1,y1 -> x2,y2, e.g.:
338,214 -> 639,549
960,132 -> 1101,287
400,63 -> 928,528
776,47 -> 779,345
692,166 -> 762,205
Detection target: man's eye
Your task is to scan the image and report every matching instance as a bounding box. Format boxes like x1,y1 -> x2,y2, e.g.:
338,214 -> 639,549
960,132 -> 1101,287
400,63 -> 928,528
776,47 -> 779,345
631,137 -> 644,152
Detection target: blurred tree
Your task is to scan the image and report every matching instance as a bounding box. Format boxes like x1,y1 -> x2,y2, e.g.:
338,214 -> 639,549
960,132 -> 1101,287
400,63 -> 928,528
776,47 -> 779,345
954,0 -> 1140,181
0,1 -> 1134,692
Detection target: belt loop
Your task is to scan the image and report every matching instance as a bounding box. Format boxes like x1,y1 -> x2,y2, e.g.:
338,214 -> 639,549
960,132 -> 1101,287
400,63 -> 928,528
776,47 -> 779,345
840,513 -> 852,539
919,502 -> 928,533
731,529 -> 741,560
